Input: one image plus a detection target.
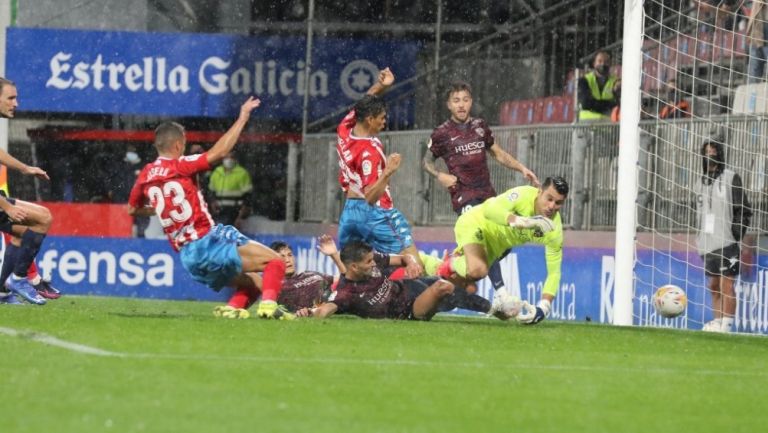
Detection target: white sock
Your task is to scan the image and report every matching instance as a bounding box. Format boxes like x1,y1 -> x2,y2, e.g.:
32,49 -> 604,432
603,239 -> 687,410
11,274 -> 24,280
29,275 -> 41,285
721,317 -> 734,332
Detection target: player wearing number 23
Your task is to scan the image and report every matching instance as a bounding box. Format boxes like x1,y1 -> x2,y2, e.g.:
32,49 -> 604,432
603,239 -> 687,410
127,98 -> 295,319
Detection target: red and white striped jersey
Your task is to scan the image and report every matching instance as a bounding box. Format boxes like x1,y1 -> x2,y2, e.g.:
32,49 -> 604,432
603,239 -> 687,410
336,110 -> 393,209
128,153 -> 214,251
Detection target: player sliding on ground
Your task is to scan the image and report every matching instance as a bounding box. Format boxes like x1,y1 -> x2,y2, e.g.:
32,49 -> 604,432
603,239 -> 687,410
127,97 -> 294,320
436,176 -> 569,325
296,240 -> 507,320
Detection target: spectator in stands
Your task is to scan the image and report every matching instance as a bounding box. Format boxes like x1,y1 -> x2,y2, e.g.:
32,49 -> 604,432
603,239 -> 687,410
691,1 -> 741,31
114,145 -> 150,237
695,140 -> 752,333
747,0 -> 768,83
659,78 -> 691,119
577,50 -> 620,122
208,151 -> 253,229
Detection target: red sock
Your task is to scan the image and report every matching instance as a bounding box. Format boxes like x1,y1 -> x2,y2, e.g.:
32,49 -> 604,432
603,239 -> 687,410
227,288 -> 254,309
260,259 -> 286,302
388,267 -> 407,281
27,261 -> 39,280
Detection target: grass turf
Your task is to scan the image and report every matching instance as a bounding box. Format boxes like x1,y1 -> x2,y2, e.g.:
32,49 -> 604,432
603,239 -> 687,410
1,296 -> 766,433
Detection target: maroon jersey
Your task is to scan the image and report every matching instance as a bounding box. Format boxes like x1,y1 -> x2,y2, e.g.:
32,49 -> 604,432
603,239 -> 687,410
429,118 -> 496,212
128,153 -> 213,251
326,252 -> 412,319
336,110 -> 394,209
277,271 -> 335,311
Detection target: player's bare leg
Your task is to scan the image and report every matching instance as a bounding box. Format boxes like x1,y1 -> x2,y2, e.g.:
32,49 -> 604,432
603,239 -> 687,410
719,275 -> 736,332
702,276 -> 724,332
411,279 -> 455,320
236,241 -> 293,320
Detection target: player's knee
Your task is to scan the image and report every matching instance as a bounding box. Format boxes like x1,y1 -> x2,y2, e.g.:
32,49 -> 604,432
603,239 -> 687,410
40,206 -> 53,229
432,280 -> 455,297
466,263 -> 489,281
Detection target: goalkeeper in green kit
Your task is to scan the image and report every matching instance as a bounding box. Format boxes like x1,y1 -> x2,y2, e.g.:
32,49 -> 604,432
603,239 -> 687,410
436,176 -> 569,324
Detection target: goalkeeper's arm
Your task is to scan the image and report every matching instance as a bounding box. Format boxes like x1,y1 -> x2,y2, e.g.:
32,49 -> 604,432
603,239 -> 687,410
517,242 -> 562,325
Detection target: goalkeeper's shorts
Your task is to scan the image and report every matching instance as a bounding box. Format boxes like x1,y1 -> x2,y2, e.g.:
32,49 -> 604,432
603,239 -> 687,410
180,224 -> 250,291
338,198 -> 413,253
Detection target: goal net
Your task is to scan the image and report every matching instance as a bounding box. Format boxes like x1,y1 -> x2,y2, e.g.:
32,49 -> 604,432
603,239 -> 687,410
625,1 -> 768,333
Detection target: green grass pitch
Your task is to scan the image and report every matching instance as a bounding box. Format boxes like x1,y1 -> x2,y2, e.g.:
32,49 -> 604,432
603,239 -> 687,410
1,296 -> 766,433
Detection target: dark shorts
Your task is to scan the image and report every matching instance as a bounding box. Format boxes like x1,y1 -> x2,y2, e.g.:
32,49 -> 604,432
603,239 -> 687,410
702,243 -> 740,277
403,277 -> 490,316
0,191 -> 17,234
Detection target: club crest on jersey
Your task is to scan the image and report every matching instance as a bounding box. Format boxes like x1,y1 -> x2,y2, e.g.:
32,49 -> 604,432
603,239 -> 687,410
362,160 -> 373,176
475,128 -> 484,137
474,228 -> 484,241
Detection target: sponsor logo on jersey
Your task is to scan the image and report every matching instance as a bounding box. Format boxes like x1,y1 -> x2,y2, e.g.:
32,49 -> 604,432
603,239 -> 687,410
454,141 -> 485,153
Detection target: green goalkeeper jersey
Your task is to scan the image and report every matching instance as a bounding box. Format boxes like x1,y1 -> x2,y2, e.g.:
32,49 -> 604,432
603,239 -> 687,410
453,185 -> 563,296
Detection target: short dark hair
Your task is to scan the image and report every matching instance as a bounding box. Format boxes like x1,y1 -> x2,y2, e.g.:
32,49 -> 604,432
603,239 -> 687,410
340,240 -> 373,266
0,77 -> 15,93
445,81 -> 472,101
154,121 -> 185,152
354,95 -> 387,122
270,241 -> 291,252
543,176 -> 569,196
592,50 -> 611,66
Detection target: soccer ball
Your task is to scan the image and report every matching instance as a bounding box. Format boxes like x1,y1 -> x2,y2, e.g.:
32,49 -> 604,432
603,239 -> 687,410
653,284 -> 687,318
490,289 -> 522,321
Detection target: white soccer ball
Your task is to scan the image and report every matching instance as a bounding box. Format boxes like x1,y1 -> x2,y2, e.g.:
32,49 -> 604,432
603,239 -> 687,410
653,284 -> 687,318
490,289 -> 522,320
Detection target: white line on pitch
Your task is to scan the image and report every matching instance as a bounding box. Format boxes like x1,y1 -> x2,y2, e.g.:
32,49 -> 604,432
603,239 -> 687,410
1,326 -> 766,377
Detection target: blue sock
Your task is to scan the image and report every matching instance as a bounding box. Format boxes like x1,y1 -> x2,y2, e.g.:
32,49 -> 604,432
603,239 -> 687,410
13,230 -> 46,278
1,243 -> 20,284
488,248 -> 513,291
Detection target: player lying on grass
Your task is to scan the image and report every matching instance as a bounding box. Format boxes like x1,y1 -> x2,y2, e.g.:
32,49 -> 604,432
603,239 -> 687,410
296,240 -> 520,320
127,97 -> 294,320
213,234 -> 344,318
216,235 -> 494,318
436,176 -> 569,325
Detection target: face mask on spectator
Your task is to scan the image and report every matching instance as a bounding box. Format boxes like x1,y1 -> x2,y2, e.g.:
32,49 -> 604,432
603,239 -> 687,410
223,158 -> 235,169
596,64 -> 610,76
125,151 -> 140,164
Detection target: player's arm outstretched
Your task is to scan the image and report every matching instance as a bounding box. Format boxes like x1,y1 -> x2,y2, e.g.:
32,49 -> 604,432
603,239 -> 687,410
206,97 -> 261,165
488,143 -> 539,187
0,149 -> 49,181
296,302 -> 338,318
366,67 -> 394,96
483,191 -> 555,233
317,234 -> 346,274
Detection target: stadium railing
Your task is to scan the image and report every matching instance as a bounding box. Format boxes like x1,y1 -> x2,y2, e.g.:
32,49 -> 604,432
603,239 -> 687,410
301,115 -> 768,233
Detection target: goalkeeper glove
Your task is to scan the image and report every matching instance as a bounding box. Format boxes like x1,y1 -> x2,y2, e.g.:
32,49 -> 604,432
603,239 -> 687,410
510,215 -> 555,234
516,299 -> 551,325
